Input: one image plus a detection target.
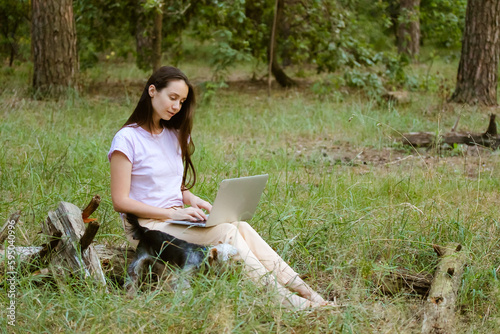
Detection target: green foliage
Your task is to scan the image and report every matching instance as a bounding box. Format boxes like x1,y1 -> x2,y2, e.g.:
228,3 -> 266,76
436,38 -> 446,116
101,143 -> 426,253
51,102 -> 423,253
13,0 -> 468,95
311,74 -> 346,101
208,31 -> 252,80
342,0 -> 467,51
192,0 -> 415,93
344,69 -> 385,98
198,80 -> 228,104
192,0 -> 266,79
0,0 -> 30,65
74,0 -> 137,69
420,0 -> 467,49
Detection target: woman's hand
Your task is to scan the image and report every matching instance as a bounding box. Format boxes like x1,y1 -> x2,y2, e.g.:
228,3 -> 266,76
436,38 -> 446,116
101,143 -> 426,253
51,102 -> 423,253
170,207 -> 208,221
182,190 -> 212,213
190,197 -> 212,212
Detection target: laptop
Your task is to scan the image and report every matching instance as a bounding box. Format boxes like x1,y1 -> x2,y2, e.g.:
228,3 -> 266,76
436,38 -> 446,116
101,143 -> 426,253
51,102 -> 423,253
169,174 -> 269,227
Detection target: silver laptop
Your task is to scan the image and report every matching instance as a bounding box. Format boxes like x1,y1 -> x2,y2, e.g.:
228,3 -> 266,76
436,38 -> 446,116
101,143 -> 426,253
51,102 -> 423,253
169,174 -> 269,227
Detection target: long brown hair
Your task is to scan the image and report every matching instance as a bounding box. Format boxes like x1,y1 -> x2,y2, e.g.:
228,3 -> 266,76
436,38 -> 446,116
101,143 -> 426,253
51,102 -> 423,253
123,66 -> 196,189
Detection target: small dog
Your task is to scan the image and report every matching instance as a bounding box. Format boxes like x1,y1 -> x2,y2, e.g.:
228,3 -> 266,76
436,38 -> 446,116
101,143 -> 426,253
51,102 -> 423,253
124,214 -> 237,294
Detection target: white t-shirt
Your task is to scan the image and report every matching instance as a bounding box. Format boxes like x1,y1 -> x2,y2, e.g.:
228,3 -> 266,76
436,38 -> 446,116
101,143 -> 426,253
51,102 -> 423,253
107,125 -> 184,210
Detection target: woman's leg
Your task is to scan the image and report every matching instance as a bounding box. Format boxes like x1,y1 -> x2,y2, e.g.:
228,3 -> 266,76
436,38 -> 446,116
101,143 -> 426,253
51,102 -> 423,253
126,218 -> 317,309
231,221 -> 328,305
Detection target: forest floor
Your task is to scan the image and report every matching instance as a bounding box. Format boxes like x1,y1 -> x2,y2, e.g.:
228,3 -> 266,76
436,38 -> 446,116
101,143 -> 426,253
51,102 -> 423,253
1,61 -> 499,333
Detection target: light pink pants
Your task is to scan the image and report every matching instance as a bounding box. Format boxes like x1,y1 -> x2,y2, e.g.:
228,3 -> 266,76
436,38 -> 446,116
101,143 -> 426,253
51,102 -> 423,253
123,218 -> 311,309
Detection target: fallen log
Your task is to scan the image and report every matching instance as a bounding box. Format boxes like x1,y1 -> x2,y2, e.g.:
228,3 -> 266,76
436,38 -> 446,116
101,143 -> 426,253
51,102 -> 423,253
401,114 -> 500,149
1,244 -> 136,282
23,231 -> 62,271
421,243 -> 467,334
382,91 -> 410,104
375,268 -> 432,296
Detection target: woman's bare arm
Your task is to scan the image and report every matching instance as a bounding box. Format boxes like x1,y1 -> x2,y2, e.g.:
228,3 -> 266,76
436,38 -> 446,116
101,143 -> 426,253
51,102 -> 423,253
110,151 -> 207,221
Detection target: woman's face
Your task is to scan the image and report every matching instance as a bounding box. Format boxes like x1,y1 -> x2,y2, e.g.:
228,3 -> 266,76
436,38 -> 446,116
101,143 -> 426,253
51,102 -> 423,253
149,79 -> 189,124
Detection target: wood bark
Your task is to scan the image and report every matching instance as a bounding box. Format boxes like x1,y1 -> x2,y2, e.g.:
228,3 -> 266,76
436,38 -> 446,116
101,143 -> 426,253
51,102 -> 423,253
31,0 -> 78,96
42,202 -> 106,285
80,221 -> 100,253
396,0 -> 421,59
376,268 -> 432,296
268,0 -> 279,96
401,114 -> 500,149
27,231 -> 62,268
422,243 -> 466,334
450,0 -> 500,105
152,6 -> 163,73
82,194 -> 101,222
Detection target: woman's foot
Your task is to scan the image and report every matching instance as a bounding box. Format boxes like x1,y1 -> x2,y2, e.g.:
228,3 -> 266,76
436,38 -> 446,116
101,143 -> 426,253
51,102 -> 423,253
296,299 -> 340,311
285,277 -> 340,307
286,280 -> 325,303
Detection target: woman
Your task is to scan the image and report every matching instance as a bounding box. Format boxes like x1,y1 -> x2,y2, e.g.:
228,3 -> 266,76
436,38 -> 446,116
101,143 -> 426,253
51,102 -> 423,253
108,66 -> 332,309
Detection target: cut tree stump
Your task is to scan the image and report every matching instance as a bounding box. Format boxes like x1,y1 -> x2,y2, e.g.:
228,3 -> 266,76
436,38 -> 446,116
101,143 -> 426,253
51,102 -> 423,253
401,114 -> 500,149
421,243 -> 467,334
42,201 -> 106,285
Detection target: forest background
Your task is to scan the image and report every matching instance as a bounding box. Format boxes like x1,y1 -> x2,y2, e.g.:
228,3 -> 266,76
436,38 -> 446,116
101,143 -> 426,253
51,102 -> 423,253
1,0 -> 500,333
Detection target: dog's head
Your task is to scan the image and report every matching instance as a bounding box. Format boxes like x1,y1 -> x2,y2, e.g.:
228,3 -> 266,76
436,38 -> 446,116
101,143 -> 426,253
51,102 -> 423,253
207,243 -> 238,266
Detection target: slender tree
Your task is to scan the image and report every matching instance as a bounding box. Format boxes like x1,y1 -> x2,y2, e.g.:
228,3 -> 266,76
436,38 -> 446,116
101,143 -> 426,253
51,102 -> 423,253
270,0 -> 295,88
152,4 -> 163,72
450,0 -> 500,105
396,0 -> 421,59
135,0 -> 164,72
135,0 -> 154,71
31,0 -> 78,96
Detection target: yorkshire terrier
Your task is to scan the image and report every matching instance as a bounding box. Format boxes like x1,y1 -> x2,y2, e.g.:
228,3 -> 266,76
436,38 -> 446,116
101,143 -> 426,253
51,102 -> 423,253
124,214 -> 237,294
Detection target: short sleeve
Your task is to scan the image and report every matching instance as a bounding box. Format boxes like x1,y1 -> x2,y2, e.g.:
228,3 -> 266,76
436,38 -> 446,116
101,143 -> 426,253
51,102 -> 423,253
108,129 -> 135,163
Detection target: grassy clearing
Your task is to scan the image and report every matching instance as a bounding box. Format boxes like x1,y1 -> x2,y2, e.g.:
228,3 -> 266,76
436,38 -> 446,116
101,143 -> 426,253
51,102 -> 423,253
1,60 -> 499,333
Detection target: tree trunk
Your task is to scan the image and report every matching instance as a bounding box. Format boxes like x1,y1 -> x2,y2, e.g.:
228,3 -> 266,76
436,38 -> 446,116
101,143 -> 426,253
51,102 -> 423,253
31,0 -> 78,97
135,1 -> 154,71
396,0 -> 421,59
152,7 -> 163,72
268,0 -> 279,96
8,26 -> 20,67
450,0 -> 500,106
269,0 -> 296,88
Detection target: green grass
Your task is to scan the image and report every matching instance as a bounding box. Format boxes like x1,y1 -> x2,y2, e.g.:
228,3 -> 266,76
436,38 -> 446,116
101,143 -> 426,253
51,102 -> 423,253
1,59 -> 500,333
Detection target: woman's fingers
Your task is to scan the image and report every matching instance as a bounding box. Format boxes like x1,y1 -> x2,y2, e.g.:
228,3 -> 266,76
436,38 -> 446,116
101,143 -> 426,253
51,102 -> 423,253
191,198 -> 212,213
172,207 -> 207,221
188,207 -> 207,221
198,200 -> 212,213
